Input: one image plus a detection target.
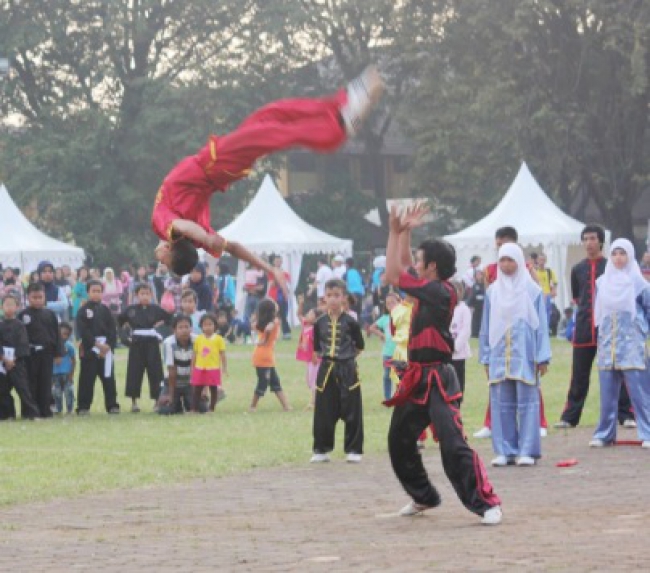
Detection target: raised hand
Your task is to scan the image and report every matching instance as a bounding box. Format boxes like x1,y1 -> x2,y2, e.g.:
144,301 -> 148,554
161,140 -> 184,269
401,200 -> 430,230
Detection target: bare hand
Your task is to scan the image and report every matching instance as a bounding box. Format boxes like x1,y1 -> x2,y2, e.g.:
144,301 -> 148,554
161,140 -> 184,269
538,364 -> 548,377
402,201 -> 430,230
389,205 -> 406,234
4,359 -> 15,371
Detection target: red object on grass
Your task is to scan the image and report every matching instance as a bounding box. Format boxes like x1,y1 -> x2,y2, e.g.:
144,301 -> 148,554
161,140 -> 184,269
556,459 -> 579,467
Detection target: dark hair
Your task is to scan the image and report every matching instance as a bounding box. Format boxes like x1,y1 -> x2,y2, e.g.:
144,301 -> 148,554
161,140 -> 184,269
27,283 -> 44,294
256,298 -> 277,332
470,255 -> 480,264
86,279 -> 103,292
347,293 -> 357,307
530,252 -> 538,261
581,224 -> 605,247
346,258 -> 354,268
60,322 -> 73,333
134,282 -> 152,295
324,278 -> 346,292
199,312 -> 218,328
172,314 -> 192,329
495,226 -> 518,241
418,239 -> 456,280
217,310 -> 228,318
170,238 -> 199,276
1,293 -> 21,306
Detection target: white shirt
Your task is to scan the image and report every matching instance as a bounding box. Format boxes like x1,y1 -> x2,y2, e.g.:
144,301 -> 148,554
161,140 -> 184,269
451,302 -> 472,360
332,265 -> 347,279
316,265 -> 333,297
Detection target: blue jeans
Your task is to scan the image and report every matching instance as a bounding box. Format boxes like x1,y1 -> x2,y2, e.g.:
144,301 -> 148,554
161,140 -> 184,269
52,373 -> 74,413
382,358 -> 392,401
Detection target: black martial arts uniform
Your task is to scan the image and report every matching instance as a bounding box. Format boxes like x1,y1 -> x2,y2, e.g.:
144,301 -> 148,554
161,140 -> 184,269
559,257 -> 633,426
76,301 -> 120,413
118,304 -> 171,400
17,306 -> 63,418
386,271 -> 500,517
312,312 -> 365,455
0,318 -> 40,419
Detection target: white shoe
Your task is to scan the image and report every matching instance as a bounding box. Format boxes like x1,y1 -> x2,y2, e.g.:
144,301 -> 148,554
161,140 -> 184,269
399,501 -> 436,517
341,65 -> 384,136
346,453 -> 363,463
482,505 -> 502,525
491,455 -> 508,467
474,427 -> 492,439
540,428 -> 548,437
310,453 -> 330,463
623,419 -> 637,428
642,441 -> 650,449
516,456 -> 535,466
589,439 -> 605,448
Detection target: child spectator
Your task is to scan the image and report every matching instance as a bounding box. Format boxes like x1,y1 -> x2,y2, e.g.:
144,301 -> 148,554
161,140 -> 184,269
296,294 -> 322,409
229,308 -> 251,344
71,266 -> 89,328
118,283 -> 172,412
557,307 -> 575,340
590,239 -> 650,448
250,299 -> 291,412
343,293 -> 358,321
311,279 -> 365,463
191,313 -> 227,412
52,322 -> 75,414
18,283 -> 64,418
389,293 -> 414,385
480,244 -> 551,467
189,263 -> 213,312
76,280 -> 120,415
467,269 -> 486,338
180,290 -> 204,334
450,280 -> 471,404
0,294 -> 40,420
368,292 -> 400,401
215,310 -> 235,343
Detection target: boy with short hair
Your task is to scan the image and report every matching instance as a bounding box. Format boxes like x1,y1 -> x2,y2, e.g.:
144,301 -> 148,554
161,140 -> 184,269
180,290 -> 204,334
76,280 -> 120,415
18,283 -> 64,418
0,294 -> 40,420
52,322 -> 76,414
311,278 -> 365,464
118,283 -> 172,412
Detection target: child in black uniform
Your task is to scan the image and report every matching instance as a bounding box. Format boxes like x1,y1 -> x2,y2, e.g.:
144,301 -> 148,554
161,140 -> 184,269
18,283 -> 63,418
311,279 -> 365,463
118,283 -> 172,412
76,280 -> 121,415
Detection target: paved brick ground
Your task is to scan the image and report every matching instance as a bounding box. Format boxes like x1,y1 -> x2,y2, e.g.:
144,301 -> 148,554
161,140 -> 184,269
1,427 -> 649,572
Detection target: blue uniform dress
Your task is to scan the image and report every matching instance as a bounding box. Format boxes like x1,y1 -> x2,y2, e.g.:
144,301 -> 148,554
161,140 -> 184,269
480,284 -> 551,459
592,287 -> 650,443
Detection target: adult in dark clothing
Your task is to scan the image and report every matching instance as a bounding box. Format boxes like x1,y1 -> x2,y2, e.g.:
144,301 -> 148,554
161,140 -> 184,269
383,204 -> 502,525
18,283 -> 64,418
37,260 -> 67,322
76,280 -> 120,414
556,225 -> 633,428
189,262 -> 213,312
467,269 -> 486,338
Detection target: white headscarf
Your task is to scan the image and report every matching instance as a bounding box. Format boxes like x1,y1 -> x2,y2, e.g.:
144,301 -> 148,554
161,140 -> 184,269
488,243 -> 541,347
594,238 -> 647,326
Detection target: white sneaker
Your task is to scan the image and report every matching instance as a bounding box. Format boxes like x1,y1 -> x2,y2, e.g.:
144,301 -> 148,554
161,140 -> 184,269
482,505 -> 502,526
340,65 -> 385,136
516,456 -> 535,466
540,428 -> 548,438
642,441 -> 650,449
399,501 -> 436,517
474,427 -> 492,439
491,455 -> 508,467
346,453 -> 363,463
623,419 -> 637,428
310,453 -> 330,463
589,439 -> 605,448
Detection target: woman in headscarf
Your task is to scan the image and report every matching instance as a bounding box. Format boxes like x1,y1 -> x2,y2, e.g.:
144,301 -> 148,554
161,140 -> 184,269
37,261 -> 68,321
479,243 -> 551,467
590,238 -> 650,448
189,262 -> 213,312
102,267 -> 123,317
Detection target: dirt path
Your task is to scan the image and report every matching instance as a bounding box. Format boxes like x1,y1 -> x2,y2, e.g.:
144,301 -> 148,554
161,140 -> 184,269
2,427 -> 649,572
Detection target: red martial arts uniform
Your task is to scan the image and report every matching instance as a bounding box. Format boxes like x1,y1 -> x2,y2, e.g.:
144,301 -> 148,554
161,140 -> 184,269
152,92 -> 347,256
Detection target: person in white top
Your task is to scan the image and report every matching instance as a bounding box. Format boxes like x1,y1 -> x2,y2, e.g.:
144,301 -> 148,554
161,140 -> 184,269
462,255 -> 482,289
315,257 -> 333,298
450,280 -> 472,404
332,254 -> 347,279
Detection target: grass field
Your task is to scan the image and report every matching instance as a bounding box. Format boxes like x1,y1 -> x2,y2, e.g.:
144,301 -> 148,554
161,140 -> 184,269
0,335 -> 599,506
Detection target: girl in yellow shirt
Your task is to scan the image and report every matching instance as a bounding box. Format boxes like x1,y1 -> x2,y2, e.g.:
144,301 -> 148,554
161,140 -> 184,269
192,313 -> 227,412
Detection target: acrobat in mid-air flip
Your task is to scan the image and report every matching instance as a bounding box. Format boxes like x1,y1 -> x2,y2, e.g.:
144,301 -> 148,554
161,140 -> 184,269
152,66 -> 384,284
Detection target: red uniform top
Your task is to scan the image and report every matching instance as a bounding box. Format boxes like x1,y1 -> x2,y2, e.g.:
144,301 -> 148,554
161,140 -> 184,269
151,136 -> 250,257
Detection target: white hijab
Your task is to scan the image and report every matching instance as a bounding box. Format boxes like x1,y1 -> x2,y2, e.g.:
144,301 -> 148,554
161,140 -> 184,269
594,238 -> 647,326
489,243 -> 541,347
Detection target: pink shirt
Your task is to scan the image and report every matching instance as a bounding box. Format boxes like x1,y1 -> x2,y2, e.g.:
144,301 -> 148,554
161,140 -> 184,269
296,322 -> 314,362
450,302 -> 472,360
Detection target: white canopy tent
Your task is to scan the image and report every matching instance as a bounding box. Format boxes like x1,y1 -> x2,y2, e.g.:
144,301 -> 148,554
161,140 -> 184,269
0,183 -> 86,273
204,174 -> 352,325
444,162 -> 609,312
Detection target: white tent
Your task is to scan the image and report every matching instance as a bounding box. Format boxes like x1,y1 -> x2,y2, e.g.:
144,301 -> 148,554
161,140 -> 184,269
444,162 -> 609,312
0,183 -> 86,273
209,174 -> 352,325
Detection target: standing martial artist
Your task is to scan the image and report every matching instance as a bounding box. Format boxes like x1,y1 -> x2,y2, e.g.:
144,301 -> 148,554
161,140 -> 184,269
118,283 -> 171,412
76,280 -> 120,415
384,204 -> 502,525
555,225 -> 634,428
0,294 -> 40,420
18,283 -> 63,418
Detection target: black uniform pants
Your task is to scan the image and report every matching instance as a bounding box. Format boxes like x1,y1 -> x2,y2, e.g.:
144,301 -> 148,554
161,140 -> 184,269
77,355 -> 119,412
1,362 -> 41,420
388,364 -> 499,516
561,345 -> 633,426
313,359 -> 364,455
26,350 -> 54,418
125,340 -> 163,400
